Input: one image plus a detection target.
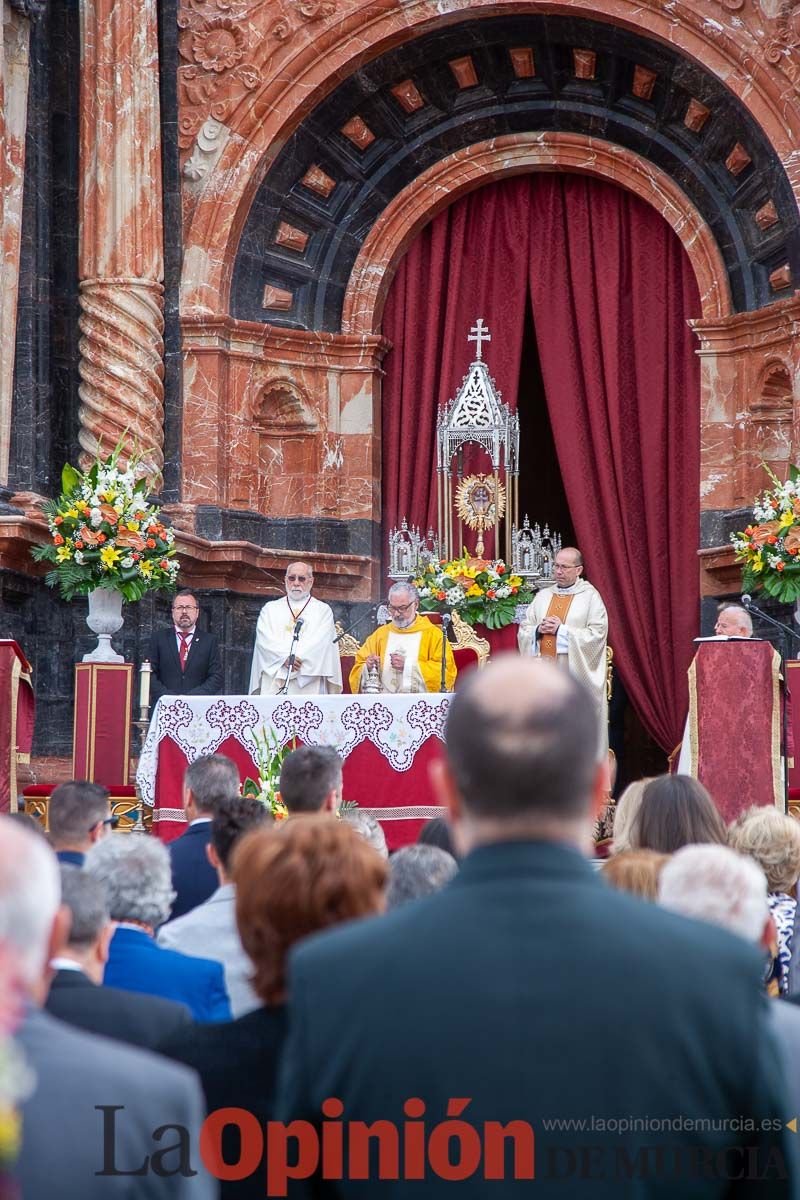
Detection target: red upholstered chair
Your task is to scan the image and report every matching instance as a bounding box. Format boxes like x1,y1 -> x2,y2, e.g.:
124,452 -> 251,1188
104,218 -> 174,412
340,655 -> 356,694
21,784 -> 148,831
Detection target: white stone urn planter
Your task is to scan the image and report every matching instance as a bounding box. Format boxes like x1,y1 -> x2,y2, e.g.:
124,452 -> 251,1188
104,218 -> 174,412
83,587 -> 124,662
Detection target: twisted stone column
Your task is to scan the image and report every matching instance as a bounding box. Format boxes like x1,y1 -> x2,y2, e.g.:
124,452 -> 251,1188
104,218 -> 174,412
78,0 -> 165,489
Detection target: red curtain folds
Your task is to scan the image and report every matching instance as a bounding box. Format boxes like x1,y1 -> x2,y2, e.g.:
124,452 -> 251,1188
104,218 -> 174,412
381,177 -> 531,539
381,175 -> 701,751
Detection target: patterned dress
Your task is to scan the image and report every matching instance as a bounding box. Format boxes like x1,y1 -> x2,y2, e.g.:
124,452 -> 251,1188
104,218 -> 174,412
768,892 -> 796,996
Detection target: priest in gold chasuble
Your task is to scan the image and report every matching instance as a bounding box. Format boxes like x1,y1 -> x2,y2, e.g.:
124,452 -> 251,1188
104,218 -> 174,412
350,583 -> 457,694
518,547 -> 608,754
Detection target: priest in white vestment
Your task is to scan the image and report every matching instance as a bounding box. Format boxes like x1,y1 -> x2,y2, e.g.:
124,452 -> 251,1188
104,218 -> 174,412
518,547 -> 608,755
249,562 -> 342,696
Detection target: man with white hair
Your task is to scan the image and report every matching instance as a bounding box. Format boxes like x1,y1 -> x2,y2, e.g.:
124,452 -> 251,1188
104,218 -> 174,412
714,603 -> 753,638
249,561 -> 342,695
0,818 -> 215,1198
85,834 -> 231,1023
659,843 -> 800,1112
349,582 -> 456,693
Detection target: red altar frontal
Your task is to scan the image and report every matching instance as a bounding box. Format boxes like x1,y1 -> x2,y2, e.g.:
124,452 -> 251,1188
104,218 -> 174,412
136,694 -> 449,849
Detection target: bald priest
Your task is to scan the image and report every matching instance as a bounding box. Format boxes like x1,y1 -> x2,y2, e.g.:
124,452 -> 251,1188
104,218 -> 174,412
349,582 -> 456,694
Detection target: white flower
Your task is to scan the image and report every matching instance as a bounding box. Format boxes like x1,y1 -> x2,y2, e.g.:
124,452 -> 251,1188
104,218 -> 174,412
90,508 -> 102,526
74,551 -> 85,565
121,555 -> 134,568
495,584 -> 511,599
767,553 -> 782,568
445,586 -> 465,604
417,587 -> 432,598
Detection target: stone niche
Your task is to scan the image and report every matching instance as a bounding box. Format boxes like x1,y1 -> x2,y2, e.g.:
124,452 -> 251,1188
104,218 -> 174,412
246,378 -> 320,516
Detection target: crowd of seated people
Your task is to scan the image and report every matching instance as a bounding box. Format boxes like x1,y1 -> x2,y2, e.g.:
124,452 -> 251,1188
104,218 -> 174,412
1,656 -> 799,1196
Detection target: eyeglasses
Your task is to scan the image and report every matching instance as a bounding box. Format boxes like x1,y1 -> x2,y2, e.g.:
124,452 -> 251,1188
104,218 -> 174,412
172,604 -> 198,613
286,575 -> 310,583
388,601 -> 415,615
93,814 -> 119,830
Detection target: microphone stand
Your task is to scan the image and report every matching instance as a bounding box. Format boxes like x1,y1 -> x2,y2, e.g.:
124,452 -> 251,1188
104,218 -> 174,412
743,597 -> 800,813
440,612 -> 452,693
333,605 -> 377,644
280,620 -> 303,695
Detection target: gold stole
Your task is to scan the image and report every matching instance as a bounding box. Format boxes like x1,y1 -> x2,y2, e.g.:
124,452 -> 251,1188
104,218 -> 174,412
539,593 -> 575,658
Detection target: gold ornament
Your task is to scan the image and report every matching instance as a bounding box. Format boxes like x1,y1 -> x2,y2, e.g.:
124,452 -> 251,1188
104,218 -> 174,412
455,474 -> 506,557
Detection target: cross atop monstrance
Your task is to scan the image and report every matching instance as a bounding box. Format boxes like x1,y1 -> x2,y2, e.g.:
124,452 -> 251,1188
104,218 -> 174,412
468,318 -> 491,362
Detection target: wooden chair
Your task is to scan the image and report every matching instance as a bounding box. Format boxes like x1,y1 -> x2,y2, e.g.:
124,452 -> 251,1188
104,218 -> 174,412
334,612 -> 490,692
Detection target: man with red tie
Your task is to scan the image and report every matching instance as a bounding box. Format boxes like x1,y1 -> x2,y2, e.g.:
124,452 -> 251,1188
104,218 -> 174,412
149,590 -> 224,703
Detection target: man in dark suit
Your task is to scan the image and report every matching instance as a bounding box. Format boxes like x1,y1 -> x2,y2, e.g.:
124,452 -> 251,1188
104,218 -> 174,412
47,865 -> 193,1049
48,779 -> 115,866
85,832 -> 231,1023
276,655 -> 795,1197
169,753 -> 242,919
149,589 -> 223,703
0,817 -> 216,1199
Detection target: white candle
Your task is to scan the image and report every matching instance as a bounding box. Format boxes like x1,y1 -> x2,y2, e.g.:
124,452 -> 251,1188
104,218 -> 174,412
139,659 -> 152,712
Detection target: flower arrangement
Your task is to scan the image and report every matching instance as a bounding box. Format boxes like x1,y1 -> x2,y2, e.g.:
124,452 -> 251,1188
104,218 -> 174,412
242,725 -> 293,820
731,465 -> 800,604
412,552 -> 534,629
31,443 -> 179,602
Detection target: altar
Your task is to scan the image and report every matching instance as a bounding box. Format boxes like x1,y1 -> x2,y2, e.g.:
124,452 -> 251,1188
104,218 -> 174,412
136,693 -> 450,848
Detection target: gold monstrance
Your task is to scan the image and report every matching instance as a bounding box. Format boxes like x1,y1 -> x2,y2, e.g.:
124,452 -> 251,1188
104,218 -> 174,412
455,474 -> 506,558
436,319 -> 519,560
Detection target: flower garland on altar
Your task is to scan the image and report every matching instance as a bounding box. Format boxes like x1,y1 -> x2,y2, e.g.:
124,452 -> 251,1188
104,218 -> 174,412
31,442 -> 180,602
731,465 -> 800,604
412,552 -> 533,629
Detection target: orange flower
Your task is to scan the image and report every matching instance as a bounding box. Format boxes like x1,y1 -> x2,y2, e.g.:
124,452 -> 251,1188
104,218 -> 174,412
496,564 -> 506,575
785,527 -> 800,554
74,540 -> 84,550
160,560 -> 169,569
116,529 -> 145,551
487,589 -> 496,599
749,521 -> 781,546
54,516 -> 63,526
511,586 -> 518,594
436,591 -> 446,601
767,535 -> 778,545
53,534 -> 64,546
97,533 -> 106,544
777,562 -> 786,572
98,502 -> 119,525
146,537 -> 156,549
78,526 -> 100,546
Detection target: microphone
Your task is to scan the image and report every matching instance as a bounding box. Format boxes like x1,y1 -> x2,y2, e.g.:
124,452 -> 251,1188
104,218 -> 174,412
294,617 -> 304,634
376,605 -> 392,624
441,612 -> 452,630
741,594 -> 752,608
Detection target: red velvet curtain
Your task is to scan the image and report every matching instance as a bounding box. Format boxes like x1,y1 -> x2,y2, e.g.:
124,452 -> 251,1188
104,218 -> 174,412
381,177 -> 531,538
381,174 -> 701,751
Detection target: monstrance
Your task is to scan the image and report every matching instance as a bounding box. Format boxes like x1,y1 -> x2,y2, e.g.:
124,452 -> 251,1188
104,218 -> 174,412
436,319 -> 519,560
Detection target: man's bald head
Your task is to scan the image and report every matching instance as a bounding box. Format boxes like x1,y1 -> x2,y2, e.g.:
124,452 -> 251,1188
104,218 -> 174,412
445,655 -> 599,820
0,817 -> 62,990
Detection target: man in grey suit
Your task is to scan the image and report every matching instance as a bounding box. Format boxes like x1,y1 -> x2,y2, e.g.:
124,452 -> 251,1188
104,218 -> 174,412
0,818 -> 217,1198
276,655 -> 796,1198
158,796 -> 269,1017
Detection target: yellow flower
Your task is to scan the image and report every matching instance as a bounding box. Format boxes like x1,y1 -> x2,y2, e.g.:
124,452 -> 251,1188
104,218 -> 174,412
780,510 -> 794,529
139,559 -> 153,577
752,553 -> 764,573
508,575 -> 524,587
66,507 -> 79,518
0,1105 -> 21,1160
126,521 -> 140,531
466,583 -> 483,597
100,545 -> 121,568
56,545 -> 72,562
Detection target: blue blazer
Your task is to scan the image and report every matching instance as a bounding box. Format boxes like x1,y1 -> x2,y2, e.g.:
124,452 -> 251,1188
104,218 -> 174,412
104,925 -> 231,1024
168,821 -> 218,920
